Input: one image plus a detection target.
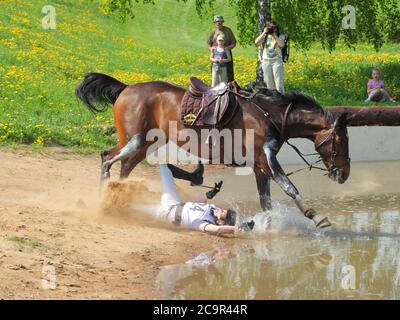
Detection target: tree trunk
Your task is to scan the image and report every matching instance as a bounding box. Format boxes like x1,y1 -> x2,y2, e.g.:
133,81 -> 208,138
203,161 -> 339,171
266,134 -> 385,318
329,107 -> 400,126
256,0 -> 271,84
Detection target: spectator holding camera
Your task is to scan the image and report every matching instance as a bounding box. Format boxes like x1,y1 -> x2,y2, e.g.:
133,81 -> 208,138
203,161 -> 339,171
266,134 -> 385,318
255,21 -> 286,94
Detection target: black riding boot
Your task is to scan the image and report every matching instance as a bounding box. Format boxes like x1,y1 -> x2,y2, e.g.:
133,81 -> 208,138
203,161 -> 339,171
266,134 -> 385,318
167,163 -> 204,185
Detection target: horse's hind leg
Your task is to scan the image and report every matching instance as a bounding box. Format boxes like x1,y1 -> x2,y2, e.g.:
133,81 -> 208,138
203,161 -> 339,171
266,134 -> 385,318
101,133 -> 145,181
100,147 -> 120,180
120,148 -> 147,179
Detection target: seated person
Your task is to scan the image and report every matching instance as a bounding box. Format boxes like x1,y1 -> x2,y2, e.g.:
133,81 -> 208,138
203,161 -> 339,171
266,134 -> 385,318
157,163 -> 254,235
365,68 -> 396,103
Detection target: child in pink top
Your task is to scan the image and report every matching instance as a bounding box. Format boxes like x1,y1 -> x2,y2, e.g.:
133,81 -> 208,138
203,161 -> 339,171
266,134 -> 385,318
365,68 -> 396,103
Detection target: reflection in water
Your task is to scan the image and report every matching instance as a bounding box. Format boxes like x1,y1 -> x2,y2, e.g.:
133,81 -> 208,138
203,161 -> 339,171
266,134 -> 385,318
155,194 -> 400,300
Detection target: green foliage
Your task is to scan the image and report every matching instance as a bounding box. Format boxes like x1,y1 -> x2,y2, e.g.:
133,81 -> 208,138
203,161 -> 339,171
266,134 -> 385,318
1,0 -> 399,153
107,0 -> 400,51
229,0 -> 258,46
107,0 -> 155,21
7,235 -> 45,248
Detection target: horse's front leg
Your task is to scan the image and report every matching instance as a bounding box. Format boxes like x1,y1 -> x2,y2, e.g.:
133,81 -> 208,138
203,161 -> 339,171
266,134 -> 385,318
263,138 -> 331,228
254,167 -> 272,211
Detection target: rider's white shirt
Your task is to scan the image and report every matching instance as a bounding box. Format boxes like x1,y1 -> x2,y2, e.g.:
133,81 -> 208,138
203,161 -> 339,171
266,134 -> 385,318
180,202 -> 217,231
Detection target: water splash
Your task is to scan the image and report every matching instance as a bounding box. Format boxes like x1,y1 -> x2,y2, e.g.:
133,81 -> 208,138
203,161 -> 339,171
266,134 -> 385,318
240,201 -> 314,235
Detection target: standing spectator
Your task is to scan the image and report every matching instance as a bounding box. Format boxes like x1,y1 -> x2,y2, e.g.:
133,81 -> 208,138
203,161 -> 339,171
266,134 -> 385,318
255,21 -> 286,94
365,68 -> 396,103
207,15 -> 236,82
210,34 -> 232,87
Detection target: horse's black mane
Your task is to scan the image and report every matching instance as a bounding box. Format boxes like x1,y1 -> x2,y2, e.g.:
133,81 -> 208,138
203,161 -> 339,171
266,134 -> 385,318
240,84 -> 333,122
255,87 -> 322,111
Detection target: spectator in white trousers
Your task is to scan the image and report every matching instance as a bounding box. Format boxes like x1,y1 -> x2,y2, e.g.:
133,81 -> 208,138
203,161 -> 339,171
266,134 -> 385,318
255,20 -> 286,94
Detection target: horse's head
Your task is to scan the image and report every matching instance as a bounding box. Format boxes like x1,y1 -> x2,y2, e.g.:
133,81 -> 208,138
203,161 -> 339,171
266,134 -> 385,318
314,113 -> 350,184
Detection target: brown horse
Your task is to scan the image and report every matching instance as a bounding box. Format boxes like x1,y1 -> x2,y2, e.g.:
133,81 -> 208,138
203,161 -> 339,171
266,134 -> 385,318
76,73 -> 351,228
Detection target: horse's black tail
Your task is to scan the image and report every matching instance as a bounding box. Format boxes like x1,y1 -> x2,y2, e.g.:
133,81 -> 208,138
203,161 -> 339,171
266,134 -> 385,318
75,72 -> 128,113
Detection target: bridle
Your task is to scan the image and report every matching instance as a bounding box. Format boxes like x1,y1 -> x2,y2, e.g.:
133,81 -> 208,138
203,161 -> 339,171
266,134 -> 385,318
283,112 -> 351,177
313,126 -> 351,177
232,90 -> 350,177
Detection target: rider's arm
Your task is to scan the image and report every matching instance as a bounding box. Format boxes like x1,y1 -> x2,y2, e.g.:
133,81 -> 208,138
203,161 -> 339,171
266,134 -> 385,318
203,220 -> 255,235
204,224 -> 237,234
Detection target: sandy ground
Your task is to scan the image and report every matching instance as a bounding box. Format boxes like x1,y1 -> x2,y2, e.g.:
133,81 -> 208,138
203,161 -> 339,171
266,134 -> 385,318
0,149 -> 231,299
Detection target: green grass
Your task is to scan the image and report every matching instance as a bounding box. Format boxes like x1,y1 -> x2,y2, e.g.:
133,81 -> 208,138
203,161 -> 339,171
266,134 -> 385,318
7,235 -> 45,248
0,0 -> 399,153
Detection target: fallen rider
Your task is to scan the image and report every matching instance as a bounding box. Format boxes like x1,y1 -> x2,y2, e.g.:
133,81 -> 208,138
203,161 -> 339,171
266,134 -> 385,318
157,163 -> 255,235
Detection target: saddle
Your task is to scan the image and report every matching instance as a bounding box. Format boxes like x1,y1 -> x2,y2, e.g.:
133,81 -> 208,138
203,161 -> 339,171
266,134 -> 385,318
180,77 -> 239,127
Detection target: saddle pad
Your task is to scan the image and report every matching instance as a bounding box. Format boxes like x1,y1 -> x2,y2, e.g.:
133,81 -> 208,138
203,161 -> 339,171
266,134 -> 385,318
181,92 -> 203,125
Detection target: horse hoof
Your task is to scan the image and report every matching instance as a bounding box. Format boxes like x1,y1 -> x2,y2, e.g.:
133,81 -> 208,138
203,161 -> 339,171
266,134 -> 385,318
312,215 -> 331,228
101,172 -> 110,180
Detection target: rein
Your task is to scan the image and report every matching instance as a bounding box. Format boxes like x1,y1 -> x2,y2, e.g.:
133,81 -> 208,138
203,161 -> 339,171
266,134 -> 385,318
284,140 -> 328,176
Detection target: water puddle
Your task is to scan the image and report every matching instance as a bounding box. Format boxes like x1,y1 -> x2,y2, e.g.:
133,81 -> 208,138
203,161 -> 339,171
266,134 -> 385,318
155,205 -> 400,299
154,160 -> 400,299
